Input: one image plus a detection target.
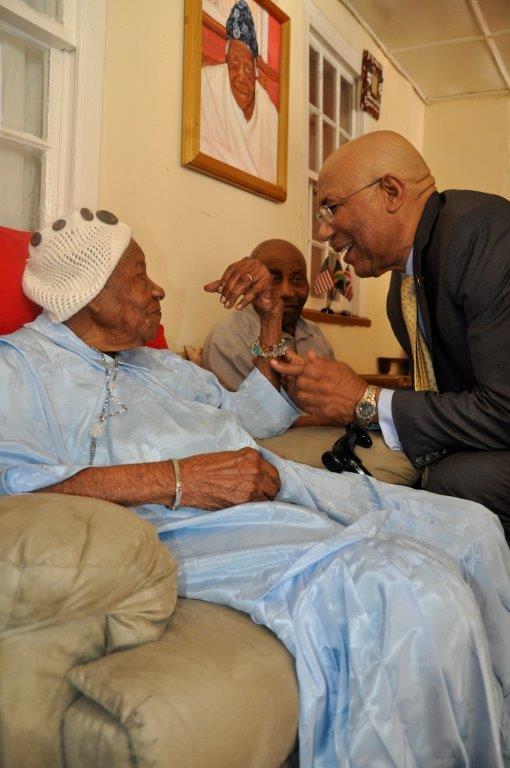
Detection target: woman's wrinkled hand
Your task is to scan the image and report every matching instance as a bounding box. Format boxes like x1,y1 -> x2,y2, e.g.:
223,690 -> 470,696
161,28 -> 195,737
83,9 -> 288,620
204,257 -> 283,320
180,447 -> 281,510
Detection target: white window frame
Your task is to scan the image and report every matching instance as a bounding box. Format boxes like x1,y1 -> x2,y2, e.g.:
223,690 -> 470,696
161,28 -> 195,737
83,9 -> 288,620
302,0 -> 370,318
0,0 -> 106,227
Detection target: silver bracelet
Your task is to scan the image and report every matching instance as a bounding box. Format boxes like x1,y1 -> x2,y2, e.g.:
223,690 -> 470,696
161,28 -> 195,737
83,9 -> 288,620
171,458 -> 183,510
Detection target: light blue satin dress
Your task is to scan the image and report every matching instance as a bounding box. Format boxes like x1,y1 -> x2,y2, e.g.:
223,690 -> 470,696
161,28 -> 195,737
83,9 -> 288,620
1,315 -> 509,767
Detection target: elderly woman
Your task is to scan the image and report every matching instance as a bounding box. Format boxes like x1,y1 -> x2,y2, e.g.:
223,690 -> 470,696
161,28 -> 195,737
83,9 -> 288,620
1,209 -> 509,768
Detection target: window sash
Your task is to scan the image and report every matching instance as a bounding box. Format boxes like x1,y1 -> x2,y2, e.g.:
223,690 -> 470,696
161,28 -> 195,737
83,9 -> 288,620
0,0 -> 105,229
0,16 -> 72,227
306,27 -> 362,316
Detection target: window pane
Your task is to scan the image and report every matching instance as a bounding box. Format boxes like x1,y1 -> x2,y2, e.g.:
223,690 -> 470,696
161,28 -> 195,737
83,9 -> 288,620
0,138 -> 42,230
340,77 -> 352,133
323,59 -> 336,121
322,121 -> 335,163
0,30 -> 48,138
309,46 -> 319,107
20,0 -> 62,21
311,244 -> 327,297
309,112 -> 318,172
311,184 -> 320,241
339,132 -> 349,147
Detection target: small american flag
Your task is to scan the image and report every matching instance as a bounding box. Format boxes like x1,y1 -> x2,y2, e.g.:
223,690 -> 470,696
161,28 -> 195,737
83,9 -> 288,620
313,257 -> 335,295
343,264 -> 354,301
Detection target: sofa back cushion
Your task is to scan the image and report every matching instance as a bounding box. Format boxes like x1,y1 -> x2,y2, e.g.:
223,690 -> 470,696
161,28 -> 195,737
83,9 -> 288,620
0,225 -> 41,335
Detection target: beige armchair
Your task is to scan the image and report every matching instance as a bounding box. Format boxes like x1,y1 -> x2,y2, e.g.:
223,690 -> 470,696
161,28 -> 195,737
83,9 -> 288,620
0,494 -> 298,768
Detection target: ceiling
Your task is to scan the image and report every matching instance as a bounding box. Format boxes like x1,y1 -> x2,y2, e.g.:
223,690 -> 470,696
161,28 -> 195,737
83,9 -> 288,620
342,0 -> 510,101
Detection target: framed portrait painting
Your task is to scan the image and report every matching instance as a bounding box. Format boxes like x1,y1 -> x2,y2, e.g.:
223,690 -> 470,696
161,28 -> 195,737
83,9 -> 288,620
182,0 -> 290,202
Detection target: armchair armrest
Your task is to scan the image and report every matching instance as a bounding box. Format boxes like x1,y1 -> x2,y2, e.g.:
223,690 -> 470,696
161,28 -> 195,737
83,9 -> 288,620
0,493 -> 177,768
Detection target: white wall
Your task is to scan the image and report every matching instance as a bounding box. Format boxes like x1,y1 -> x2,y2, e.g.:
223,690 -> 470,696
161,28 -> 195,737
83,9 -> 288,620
99,0 -> 426,372
423,95 -> 510,199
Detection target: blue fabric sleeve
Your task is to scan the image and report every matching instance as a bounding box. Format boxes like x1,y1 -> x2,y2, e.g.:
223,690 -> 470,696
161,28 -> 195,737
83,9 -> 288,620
0,344 -> 86,494
148,351 -> 300,438
223,367 -> 300,437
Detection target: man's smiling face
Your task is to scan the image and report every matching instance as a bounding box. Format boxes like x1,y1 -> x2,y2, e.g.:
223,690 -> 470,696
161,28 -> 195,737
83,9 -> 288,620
256,242 -> 310,334
317,170 -> 395,278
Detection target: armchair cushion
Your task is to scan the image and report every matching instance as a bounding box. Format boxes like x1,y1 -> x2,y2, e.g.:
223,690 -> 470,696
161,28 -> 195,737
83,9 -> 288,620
65,599 -> 299,768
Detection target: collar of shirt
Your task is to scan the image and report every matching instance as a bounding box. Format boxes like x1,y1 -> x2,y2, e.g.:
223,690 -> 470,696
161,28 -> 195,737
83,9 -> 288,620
405,247 -> 414,276
290,316 -> 314,343
21,313 -> 141,370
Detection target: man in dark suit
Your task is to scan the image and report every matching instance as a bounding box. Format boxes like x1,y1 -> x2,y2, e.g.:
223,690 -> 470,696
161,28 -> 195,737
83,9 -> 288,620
272,131 -> 510,539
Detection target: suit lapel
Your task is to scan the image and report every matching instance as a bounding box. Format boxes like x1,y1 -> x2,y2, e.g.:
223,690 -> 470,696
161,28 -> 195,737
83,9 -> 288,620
387,270 -> 411,358
387,192 -> 443,366
411,193 -> 443,355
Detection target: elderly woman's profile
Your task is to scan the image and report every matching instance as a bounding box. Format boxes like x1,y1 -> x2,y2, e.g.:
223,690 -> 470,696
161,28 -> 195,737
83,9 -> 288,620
0,208 -> 509,767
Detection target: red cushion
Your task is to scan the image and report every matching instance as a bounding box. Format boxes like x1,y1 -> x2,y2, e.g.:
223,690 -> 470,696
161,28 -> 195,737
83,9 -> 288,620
145,324 -> 168,349
0,225 -> 169,349
0,226 -> 41,335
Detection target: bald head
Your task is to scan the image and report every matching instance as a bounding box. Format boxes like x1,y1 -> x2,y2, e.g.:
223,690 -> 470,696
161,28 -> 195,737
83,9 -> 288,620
250,239 -> 305,268
250,239 -> 309,334
319,131 -> 432,196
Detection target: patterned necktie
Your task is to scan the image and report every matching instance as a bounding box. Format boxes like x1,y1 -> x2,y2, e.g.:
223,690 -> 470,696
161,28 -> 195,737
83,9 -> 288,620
400,275 -> 437,392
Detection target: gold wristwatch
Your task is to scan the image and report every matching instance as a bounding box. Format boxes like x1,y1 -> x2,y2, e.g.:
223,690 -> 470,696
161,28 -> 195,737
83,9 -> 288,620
354,385 -> 378,427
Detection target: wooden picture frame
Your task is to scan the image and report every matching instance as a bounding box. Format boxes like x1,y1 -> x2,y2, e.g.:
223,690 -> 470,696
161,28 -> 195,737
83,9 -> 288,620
182,0 -> 290,202
360,49 -> 383,121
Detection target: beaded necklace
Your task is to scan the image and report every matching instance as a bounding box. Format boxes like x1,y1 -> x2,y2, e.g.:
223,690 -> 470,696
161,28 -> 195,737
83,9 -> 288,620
88,348 -> 128,465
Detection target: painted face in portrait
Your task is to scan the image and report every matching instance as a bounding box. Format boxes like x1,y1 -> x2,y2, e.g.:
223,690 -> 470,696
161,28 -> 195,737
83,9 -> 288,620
226,39 -> 257,118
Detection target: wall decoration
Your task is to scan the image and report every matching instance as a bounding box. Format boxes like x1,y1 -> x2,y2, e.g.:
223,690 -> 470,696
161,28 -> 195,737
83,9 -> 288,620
360,49 -> 383,120
313,253 -> 354,314
182,0 -> 290,202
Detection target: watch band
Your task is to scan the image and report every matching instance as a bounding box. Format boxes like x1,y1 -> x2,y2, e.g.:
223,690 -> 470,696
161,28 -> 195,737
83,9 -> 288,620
354,384 -> 378,427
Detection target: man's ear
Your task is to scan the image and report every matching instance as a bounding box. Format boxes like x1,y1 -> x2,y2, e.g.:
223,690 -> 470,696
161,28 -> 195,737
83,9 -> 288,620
380,174 -> 406,212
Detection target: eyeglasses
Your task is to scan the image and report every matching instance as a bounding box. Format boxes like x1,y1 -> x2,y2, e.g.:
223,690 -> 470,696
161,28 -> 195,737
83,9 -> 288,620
317,177 -> 382,223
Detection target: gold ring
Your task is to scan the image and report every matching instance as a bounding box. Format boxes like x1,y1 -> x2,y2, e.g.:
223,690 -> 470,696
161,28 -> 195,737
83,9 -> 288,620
245,273 -> 254,284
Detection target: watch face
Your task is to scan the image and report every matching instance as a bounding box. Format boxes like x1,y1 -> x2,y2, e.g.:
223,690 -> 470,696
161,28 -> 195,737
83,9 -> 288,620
356,401 -> 376,422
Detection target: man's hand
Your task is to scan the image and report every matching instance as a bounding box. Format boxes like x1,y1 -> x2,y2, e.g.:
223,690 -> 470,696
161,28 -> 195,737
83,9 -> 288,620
180,447 -> 281,510
204,256 -> 283,320
271,350 -> 368,424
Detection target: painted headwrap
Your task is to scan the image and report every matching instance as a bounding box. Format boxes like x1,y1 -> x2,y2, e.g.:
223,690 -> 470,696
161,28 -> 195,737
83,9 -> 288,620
226,1 -> 259,58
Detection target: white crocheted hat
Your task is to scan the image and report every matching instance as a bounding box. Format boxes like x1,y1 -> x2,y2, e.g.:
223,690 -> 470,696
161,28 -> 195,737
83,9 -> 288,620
23,208 -> 132,322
